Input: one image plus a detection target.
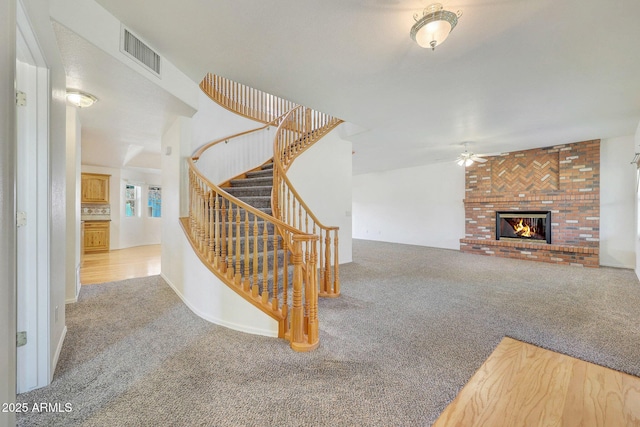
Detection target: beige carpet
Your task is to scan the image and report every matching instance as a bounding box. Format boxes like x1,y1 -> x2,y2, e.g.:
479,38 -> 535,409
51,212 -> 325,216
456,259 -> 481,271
17,239 -> 640,426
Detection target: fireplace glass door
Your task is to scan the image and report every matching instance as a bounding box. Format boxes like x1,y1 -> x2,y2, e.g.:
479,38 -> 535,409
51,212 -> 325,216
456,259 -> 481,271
496,211 -> 551,244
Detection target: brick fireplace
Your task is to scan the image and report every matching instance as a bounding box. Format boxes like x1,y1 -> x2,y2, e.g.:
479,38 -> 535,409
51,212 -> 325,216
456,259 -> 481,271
460,140 -> 600,267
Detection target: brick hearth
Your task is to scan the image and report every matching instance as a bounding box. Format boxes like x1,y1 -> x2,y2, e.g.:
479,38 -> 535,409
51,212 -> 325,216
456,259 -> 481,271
460,140 -> 600,267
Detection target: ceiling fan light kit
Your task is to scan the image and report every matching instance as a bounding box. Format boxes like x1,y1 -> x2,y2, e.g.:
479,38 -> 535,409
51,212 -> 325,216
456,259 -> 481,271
410,3 -> 462,51
456,144 -> 487,167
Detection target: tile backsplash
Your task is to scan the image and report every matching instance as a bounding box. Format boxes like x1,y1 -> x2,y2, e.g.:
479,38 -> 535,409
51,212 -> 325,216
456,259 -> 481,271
81,204 -> 111,220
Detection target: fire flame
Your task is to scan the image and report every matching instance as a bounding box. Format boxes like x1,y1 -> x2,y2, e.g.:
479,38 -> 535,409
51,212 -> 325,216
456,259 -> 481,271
513,219 -> 534,237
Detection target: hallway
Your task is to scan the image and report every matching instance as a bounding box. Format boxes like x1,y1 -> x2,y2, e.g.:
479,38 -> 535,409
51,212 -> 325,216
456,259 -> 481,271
80,244 -> 161,285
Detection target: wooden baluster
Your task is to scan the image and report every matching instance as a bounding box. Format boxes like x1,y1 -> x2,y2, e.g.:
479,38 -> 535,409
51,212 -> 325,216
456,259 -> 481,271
188,171 -> 194,234
234,81 -> 238,112
198,184 -> 205,253
272,225 -> 279,307
307,240 -> 319,347
281,235 -> 288,311
333,230 -> 340,295
290,238 -> 304,348
220,199 -> 227,274
287,189 -> 292,227
319,228 -> 326,294
304,107 -> 311,133
253,217 -> 260,298
214,194 -> 220,270
242,85 -> 246,116
227,202 -> 234,279
227,78 -> 231,106
261,221 -> 269,301
324,230 -> 331,294
304,221 -> 317,271
192,174 -> 198,239
208,191 -> 214,263
279,235 -> 288,334
243,210 -> 250,292
257,90 -> 261,121
235,205 -> 241,285
202,189 -> 208,256
232,81 -> 236,112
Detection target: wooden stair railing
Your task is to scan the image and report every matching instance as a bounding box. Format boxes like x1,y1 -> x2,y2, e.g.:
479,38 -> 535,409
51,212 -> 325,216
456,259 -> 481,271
200,73 -> 297,124
199,74 -> 344,296
273,106 -> 343,297
185,120 -> 320,352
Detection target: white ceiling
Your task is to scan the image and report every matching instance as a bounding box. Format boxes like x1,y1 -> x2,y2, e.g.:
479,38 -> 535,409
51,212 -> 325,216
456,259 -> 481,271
53,22 -> 195,171
61,0 -> 640,174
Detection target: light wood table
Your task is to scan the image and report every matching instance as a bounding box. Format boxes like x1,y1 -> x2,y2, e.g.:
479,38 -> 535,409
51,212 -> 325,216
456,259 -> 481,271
433,337 -> 640,426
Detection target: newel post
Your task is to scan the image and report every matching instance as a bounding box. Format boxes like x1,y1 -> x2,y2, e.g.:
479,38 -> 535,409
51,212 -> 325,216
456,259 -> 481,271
290,236 -> 319,352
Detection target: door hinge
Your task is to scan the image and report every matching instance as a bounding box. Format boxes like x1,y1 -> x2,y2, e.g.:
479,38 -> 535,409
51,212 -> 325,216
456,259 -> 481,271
17,331 -> 27,347
16,90 -> 27,107
17,211 -> 27,227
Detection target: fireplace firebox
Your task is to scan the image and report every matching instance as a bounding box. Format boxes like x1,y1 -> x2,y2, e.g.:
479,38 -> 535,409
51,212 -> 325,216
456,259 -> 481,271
496,211 -> 551,244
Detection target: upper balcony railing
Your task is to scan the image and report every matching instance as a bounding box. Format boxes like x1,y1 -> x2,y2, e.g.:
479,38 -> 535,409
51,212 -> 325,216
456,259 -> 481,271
200,73 -> 297,124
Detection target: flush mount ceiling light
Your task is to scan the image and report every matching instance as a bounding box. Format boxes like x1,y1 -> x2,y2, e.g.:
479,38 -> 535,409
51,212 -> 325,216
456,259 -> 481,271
66,89 -> 98,108
410,3 -> 462,50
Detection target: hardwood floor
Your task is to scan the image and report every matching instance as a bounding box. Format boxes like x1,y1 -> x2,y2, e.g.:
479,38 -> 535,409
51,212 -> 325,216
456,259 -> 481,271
80,244 -> 161,285
433,337 -> 640,426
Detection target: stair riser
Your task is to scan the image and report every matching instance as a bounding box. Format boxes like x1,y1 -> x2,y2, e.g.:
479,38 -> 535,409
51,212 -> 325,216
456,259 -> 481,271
228,250 -> 288,275
233,196 -> 271,209
228,235 -> 277,253
245,170 -> 273,179
216,220 -> 274,238
225,186 -> 272,197
231,177 -> 272,187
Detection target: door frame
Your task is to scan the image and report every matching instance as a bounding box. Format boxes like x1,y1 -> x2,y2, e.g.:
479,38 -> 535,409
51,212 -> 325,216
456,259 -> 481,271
16,0 -> 51,393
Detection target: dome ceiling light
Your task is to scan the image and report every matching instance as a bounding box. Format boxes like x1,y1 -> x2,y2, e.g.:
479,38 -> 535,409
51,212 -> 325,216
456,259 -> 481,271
66,89 -> 98,108
410,3 -> 462,51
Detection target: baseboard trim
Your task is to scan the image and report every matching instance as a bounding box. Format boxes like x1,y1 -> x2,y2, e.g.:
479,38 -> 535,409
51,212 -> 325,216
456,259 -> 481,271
160,272 -> 278,338
51,325 -> 67,382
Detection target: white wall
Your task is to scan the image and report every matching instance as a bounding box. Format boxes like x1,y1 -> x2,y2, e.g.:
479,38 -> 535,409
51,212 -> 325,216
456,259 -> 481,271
287,127 -> 353,263
353,161 -> 466,250
635,123 -> 640,279
600,136 -> 636,268
161,116 -> 278,336
0,0 -> 17,423
66,106 -> 81,302
50,0 -> 198,110
81,165 -> 162,249
353,137 -> 637,268
192,91 -> 263,151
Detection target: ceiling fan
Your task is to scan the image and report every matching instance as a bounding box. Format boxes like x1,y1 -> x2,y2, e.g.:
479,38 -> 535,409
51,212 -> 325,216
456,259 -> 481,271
456,143 -> 487,166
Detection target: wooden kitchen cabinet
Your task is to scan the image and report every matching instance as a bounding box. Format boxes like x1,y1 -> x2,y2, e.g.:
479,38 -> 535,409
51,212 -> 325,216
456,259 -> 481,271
83,221 -> 110,253
81,173 -> 110,204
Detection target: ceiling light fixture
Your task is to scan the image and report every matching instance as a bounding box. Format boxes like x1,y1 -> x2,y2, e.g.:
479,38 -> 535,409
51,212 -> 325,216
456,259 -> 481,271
410,3 -> 462,51
66,89 -> 98,108
456,143 -> 487,167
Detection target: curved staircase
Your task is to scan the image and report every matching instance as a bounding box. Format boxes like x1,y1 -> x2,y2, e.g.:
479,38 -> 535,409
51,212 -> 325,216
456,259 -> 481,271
182,74 -> 343,351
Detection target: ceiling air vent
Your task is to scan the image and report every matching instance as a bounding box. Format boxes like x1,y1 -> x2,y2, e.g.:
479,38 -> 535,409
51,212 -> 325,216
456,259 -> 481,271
120,27 -> 161,77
